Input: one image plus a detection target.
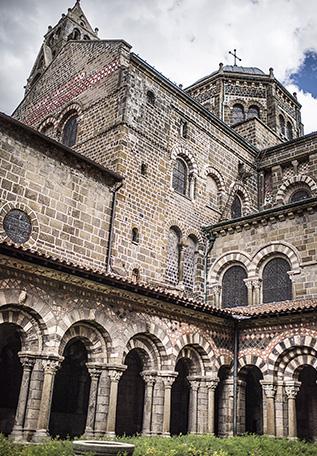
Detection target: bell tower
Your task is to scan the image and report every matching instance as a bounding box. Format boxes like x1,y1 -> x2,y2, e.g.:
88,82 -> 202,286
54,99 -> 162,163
25,1 -> 99,93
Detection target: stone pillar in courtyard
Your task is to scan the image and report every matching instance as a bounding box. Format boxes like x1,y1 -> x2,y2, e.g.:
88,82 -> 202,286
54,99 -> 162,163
33,357 -> 62,442
160,373 -> 177,436
285,381 -> 301,439
260,381 -> 277,437
85,364 -> 102,436
141,371 -> 157,435
275,380 -> 286,437
188,378 -> 200,434
206,378 -> 219,435
10,354 -> 36,440
105,366 -> 126,436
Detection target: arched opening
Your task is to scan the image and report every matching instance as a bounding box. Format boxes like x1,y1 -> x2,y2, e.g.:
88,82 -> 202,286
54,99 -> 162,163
41,123 -> 54,138
183,235 -> 198,291
231,194 -> 242,219
172,157 -> 188,196
62,114 -> 78,147
262,257 -> 292,303
215,365 -> 230,437
146,90 -> 155,106
279,114 -> 285,136
286,121 -> 293,140
247,105 -> 260,119
170,358 -> 191,435
132,227 -> 140,244
296,365 -> 317,441
116,349 -> 145,435
242,366 -> 263,434
289,188 -> 311,203
222,265 -> 248,308
49,339 -> 90,438
166,226 -> 181,286
0,323 -> 23,435
231,104 -> 245,124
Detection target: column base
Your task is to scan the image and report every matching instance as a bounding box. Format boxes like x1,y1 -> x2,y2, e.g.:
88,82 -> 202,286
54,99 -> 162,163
32,429 -> 50,443
162,432 -> 171,438
9,427 -> 25,442
84,429 -> 95,437
94,430 -> 106,438
106,431 -> 116,437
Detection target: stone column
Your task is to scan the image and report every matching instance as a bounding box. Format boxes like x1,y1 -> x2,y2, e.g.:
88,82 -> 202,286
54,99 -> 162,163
76,373 -> 88,414
161,374 -> 177,436
106,367 -> 126,436
188,379 -> 200,434
252,279 -> 262,306
285,381 -> 301,439
260,381 -> 277,437
206,379 -> 219,435
33,357 -> 61,442
244,279 -> 253,306
85,365 -> 102,437
275,380 -> 286,438
141,371 -> 156,435
10,355 -> 35,441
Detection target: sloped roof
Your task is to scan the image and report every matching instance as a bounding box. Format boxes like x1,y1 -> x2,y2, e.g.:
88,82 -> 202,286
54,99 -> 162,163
223,65 -> 265,75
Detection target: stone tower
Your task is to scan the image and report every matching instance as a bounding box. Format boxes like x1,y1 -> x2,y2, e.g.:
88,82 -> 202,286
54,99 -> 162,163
186,63 -> 303,146
25,1 -> 99,93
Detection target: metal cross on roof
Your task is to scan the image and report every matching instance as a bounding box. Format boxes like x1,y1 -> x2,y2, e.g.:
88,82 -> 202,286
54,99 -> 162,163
229,49 -> 242,66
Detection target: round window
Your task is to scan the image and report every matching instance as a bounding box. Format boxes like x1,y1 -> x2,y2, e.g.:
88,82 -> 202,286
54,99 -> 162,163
3,209 -> 32,244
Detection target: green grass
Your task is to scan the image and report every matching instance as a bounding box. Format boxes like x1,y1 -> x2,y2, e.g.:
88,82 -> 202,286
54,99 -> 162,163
1,434 -> 317,456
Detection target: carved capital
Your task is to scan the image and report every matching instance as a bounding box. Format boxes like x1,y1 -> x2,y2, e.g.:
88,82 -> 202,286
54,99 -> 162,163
141,372 -> 156,386
108,369 -> 123,383
260,381 -> 276,398
41,358 -> 61,374
19,355 -> 35,370
243,278 -> 254,289
206,379 -> 219,391
87,365 -> 102,379
285,381 -> 301,399
189,379 -> 200,392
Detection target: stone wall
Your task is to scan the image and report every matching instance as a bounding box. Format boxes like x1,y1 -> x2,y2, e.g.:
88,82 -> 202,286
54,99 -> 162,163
233,117 -> 281,150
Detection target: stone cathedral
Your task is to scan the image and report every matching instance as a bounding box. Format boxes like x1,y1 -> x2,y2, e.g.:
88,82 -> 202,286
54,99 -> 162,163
1,0 -> 317,443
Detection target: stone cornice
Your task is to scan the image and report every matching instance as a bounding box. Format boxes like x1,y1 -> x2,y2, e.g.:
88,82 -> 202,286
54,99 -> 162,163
203,197 -> 317,237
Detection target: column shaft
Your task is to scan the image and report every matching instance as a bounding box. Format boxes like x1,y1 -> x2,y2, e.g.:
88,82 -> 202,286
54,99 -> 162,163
85,367 -> 101,436
207,380 -> 218,435
141,373 -> 156,435
106,369 -> 124,436
285,381 -> 301,439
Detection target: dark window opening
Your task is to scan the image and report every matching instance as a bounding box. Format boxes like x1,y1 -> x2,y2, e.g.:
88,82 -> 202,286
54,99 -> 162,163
132,227 -> 140,244
141,163 -> 148,176
279,115 -> 285,136
146,90 -> 155,106
170,359 -> 190,435
289,189 -> 310,203
180,121 -> 188,138
244,367 -> 263,435
222,265 -> 247,308
262,257 -> 292,303
132,268 -> 140,283
247,105 -> 260,119
231,194 -> 242,219
172,158 -> 188,195
232,104 -> 245,124
62,115 -> 78,147
287,121 -> 293,140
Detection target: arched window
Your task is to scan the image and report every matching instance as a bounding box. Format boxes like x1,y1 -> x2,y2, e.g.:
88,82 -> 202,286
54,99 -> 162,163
146,90 -> 155,106
262,258 -> 292,303
247,105 -> 260,119
286,121 -> 293,140
232,104 -> 245,124
222,265 -> 247,308
206,175 -> 219,209
183,236 -> 198,291
279,115 -> 285,136
231,194 -> 242,219
289,188 -> 311,203
172,158 -> 188,196
166,227 -> 181,285
62,115 -> 78,147
131,227 -> 140,244
132,268 -> 140,284
83,35 -> 91,40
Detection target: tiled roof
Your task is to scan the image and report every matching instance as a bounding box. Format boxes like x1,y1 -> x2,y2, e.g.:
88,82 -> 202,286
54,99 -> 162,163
223,65 -> 265,75
229,298 -> 317,317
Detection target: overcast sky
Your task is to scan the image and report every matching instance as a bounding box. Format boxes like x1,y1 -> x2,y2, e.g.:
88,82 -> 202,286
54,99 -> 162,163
1,0 -> 317,133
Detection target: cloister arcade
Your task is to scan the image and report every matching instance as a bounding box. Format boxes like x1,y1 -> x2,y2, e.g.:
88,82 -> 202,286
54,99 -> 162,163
0,291 -> 317,442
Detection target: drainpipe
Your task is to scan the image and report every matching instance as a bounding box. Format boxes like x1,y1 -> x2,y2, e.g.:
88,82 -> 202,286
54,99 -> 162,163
106,181 -> 123,273
203,233 -> 216,303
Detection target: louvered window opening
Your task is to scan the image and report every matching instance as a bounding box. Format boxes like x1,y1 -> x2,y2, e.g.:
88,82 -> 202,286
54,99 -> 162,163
231,194 -> 242,219
232,104 -> 245,124
172,159 -> 187,195
262,258 -> 292,303
62,116 -> 78,147
222,266 -> 247,308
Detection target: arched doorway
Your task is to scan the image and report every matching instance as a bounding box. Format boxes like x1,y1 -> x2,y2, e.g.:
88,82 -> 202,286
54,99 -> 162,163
243,366 -> 263,434
49,339 -> 90,438
116,349 -> 145,435
0,323 -> 23,435
170,358 -> 191,435
296,366 -> 317,441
